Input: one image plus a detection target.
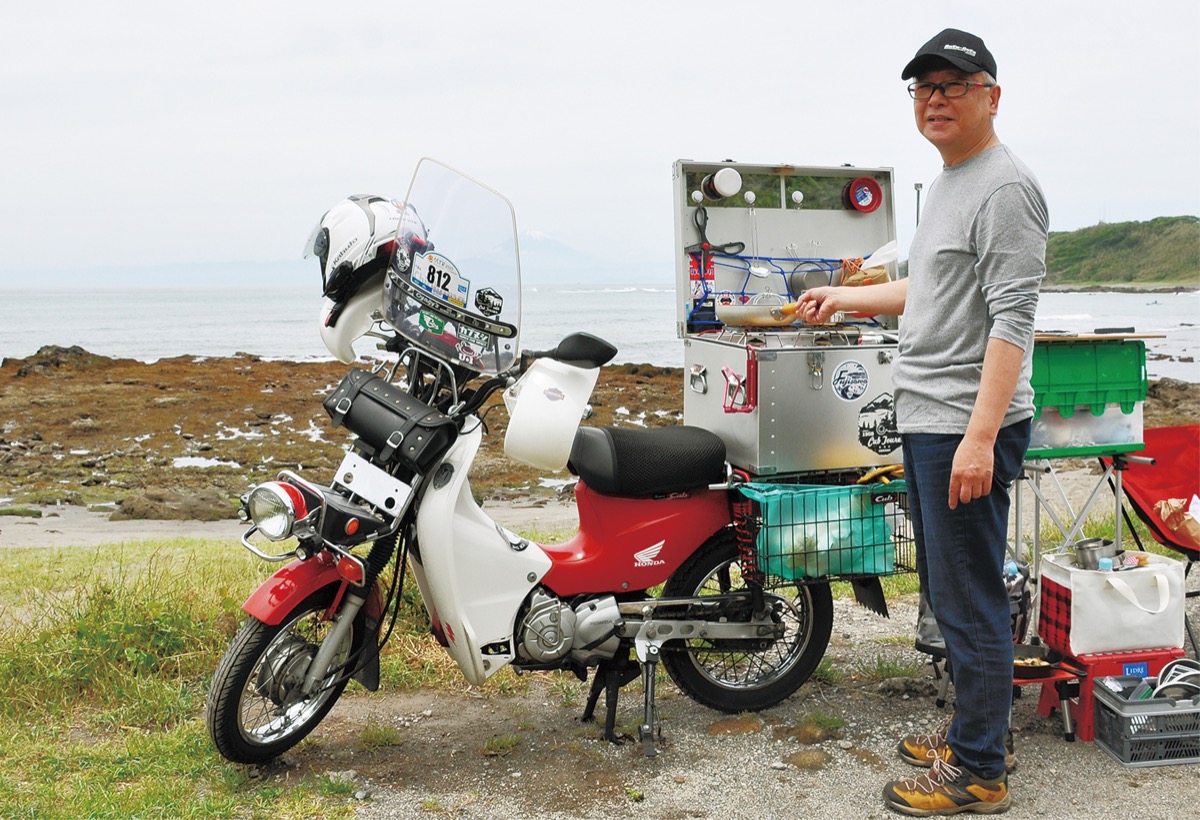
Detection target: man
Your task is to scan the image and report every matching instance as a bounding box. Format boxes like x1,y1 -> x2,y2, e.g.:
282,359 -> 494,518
799,28 -> 1047,816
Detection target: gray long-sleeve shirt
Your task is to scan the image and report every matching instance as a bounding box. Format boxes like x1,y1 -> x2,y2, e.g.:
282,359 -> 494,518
895,144 -> 1048,434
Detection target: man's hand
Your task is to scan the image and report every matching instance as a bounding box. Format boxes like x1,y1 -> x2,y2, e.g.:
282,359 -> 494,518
796,287 -> 840,324
948,436 -> 994,509
795,278 -> 908,325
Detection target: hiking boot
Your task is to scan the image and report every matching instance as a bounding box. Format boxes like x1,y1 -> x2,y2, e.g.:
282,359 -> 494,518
897,720 -> 1017,774
883,757 -> 1011,816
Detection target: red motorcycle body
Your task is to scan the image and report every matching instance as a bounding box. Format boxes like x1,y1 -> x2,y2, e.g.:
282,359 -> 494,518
538,482 -> 732,596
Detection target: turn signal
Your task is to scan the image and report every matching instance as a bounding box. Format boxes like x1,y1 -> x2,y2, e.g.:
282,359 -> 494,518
337,554 -> 365,585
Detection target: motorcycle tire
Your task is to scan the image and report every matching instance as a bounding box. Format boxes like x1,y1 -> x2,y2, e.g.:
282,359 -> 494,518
206,587 -> 362,764
660,529 -> 833,713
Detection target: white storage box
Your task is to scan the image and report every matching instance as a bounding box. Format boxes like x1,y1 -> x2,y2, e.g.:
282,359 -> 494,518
1029,402 -> 1143,456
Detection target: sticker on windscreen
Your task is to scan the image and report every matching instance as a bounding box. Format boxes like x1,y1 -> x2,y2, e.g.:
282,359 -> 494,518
831,360 -> 869,402
411,253 -> 469,308
858,392 -> 901,455
475,287 -> 503,317
456,324 -> 491,347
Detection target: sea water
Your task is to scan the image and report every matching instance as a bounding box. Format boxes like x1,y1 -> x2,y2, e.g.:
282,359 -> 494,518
0,287 -> 1196,382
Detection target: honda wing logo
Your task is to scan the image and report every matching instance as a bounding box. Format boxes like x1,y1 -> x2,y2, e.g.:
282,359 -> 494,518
634,541 -> 667,568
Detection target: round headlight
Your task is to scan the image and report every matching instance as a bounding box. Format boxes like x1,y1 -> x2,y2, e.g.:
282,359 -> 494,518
247,482 -> 308,541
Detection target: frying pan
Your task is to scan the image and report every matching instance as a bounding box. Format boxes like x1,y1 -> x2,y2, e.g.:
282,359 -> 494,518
1013,643 -> 1064,679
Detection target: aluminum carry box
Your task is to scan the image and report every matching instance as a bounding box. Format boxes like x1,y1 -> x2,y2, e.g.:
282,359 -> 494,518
673,160 -> 902,476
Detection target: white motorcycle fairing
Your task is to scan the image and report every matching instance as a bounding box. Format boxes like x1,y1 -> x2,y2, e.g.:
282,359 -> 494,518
415,417 -> 552,684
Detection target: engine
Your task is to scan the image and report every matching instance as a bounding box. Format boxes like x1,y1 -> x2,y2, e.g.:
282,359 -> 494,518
517,590 -> 622,665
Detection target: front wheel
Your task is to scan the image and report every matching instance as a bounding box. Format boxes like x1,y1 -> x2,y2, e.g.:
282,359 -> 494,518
206,588 -> 359,764
660,529 -> 833,713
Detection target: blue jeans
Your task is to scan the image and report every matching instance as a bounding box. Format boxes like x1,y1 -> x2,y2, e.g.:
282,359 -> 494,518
903,419 -> 1030,780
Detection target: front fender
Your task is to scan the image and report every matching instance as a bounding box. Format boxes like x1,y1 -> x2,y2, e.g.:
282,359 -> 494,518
243,554 -> 382,628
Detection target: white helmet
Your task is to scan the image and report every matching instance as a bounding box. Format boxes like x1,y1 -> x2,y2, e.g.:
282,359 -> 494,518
303,194 -> 405,321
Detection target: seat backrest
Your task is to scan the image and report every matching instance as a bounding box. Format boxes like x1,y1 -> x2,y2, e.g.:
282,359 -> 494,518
1106,425 -> 1199,557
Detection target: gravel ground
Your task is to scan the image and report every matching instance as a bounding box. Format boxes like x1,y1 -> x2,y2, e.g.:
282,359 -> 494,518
340,593 -> 1200,819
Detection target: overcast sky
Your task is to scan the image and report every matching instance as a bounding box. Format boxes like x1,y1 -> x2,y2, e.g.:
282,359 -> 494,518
2,1 -> 1197,288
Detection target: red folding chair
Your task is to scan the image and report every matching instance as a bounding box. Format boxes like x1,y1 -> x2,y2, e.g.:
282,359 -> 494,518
1102,424 -> 1200,658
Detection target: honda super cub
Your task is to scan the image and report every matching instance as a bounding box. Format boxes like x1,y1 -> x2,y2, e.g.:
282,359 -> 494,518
205,159 -> 835,763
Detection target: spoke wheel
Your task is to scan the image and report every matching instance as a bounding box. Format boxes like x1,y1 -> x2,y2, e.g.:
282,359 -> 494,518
206,588 -> 358,763
660,529 -> 833,712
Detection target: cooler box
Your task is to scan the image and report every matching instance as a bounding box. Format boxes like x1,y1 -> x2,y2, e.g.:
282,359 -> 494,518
1027,338 -> 1148,459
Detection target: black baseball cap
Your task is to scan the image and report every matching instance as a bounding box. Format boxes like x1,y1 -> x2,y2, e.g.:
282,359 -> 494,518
901,28 -> 997,80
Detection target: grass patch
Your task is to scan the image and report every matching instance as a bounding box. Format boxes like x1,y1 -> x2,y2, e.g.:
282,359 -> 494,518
810,657 -> 844,685
0,539 -> 364,818
357,719 -> 405,751
851,651 -> 924,682
803,711 -> 846,732
481,734 -> 522,757
0,506 -> 42,518
830,571 -> 921,603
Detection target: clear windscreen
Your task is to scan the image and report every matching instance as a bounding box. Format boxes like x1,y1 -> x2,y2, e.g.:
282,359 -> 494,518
383,159 -> 521,376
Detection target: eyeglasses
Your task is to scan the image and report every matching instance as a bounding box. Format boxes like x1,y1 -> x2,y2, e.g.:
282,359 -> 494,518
907,81 -> 994,100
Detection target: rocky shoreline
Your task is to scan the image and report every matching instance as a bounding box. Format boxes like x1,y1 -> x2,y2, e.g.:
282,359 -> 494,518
1,345 -> 1197,521
1039,283 -> 1198,293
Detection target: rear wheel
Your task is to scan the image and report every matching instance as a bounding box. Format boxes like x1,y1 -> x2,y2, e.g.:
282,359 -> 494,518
660,529 -> 833,712
206,588 -> 359,763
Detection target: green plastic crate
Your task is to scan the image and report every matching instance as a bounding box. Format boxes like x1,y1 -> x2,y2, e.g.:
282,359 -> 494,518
1031,339 -> 1148,418
1027,339 -> 1148,458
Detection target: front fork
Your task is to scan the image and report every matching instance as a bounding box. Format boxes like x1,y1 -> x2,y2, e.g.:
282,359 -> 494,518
302,590 -> 367,697
306,529 -> 401,695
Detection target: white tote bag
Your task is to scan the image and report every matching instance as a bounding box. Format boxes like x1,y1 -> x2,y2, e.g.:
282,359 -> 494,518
1038,552 -> 1184,656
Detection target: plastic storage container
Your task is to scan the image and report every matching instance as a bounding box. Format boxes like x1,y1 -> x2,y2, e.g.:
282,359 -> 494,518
1093,675 -> 1200,767
1029,403 -> 1143,458
1027,338 -> 1148,458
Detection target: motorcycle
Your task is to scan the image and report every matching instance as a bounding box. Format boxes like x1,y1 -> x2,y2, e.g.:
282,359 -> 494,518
205,159 -> 835,764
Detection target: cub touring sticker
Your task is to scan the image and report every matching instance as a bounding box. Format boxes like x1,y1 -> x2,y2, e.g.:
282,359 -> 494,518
475,287 -> 503,317
858,392 -> 901,455
831,360 -> 869,402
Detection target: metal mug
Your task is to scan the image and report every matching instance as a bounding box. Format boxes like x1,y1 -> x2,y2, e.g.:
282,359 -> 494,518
1071,537 -> 1118,570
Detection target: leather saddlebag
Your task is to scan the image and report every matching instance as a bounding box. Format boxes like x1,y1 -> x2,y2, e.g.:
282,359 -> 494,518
323,368 -> 458,471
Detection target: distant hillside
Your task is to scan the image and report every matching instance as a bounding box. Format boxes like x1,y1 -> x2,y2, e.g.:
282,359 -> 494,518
1045,215 -> 1199,285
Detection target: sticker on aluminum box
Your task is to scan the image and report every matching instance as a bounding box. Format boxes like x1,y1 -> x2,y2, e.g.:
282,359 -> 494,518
831,360 -> 869,402
858,392 -> 901,455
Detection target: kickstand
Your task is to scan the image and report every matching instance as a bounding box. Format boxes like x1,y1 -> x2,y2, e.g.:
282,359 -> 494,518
638,644 -> 661,757
581,654 -> 639,743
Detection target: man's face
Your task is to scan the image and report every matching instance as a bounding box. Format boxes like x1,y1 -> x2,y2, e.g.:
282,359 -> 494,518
913,67 -> 1001,161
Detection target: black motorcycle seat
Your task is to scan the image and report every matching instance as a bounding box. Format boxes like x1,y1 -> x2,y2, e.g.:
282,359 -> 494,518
567,425 -> 727,497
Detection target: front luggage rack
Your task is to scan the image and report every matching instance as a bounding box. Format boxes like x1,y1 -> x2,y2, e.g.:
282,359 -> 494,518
734,480 -> 915,582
